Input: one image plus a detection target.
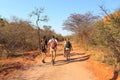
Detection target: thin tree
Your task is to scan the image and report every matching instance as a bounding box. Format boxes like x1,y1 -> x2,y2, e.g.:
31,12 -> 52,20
99,5 -> 115,20
29,7 -> 48,49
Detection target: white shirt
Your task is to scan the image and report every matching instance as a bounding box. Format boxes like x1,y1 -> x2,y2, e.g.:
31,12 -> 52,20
48,38 -> 57,49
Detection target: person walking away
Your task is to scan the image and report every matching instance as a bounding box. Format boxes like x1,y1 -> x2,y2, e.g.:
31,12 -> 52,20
40,38 -> 47,63
48,35 -> 57,65
43,36 -> 48,52
65,38 -> 72,61
43,36 -> 48,47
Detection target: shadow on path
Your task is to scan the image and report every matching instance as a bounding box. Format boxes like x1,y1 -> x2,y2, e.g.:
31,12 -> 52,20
70,52 -> 86,56
21,52 -> 91,69
55,54 -> 90,66
56,52 -> 86,57
109,70 -> 118,80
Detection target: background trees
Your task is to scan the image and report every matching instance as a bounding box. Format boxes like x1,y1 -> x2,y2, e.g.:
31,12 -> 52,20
63,12 -> 99,49
63,9 -> 120,72
90,9 -> 120,70
0,16 -> 62,59
29,7 -> 48,49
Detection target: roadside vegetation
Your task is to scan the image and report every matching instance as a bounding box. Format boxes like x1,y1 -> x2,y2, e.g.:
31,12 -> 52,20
0,17 -> 62,58
0,17 -> 63,76
63,8 -> 120,72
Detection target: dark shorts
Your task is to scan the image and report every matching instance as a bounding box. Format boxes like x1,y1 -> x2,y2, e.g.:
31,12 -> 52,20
41,49 -> 46,53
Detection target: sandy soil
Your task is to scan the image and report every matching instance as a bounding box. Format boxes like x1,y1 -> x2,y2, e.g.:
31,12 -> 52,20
3,52 -> 97,80
1,42 -> 120,80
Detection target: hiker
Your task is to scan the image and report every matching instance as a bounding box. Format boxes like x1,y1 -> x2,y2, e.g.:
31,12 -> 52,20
48,35 -> 57,65
40,38 -> 47,63
43,36 -> 48,52
43,36 -> 48,47
64,38 -> 72,61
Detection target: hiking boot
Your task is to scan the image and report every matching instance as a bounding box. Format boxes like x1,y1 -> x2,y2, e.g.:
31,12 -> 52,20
52,60 -> 55,65
42,59 -> 45,63
53,60 -> 55,64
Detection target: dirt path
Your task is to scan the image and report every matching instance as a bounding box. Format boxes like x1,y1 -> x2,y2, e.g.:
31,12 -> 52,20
1,42 -> 120,80
4,49 -> 97,80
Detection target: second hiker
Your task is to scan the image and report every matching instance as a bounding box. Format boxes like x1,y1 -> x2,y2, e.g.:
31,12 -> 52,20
40,38 -> 47,63
64,38 -> 72,61
48,35 -> 57,65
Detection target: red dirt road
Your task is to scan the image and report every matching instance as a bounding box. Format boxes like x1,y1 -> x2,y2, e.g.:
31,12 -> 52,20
4,51 -> 97,80
2,42 -> 120,80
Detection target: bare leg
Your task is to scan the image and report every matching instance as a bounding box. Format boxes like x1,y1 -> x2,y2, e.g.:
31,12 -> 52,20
43,53 -> 46,60
42,52 -> 46,63
53,50 -> 56,60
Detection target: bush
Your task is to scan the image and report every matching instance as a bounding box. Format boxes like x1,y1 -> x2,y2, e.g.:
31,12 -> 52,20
89,10 -> 120,72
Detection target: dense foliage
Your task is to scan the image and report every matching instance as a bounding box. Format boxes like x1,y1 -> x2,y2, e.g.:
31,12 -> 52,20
0,17 -> 63,59
63,10 -> 120,71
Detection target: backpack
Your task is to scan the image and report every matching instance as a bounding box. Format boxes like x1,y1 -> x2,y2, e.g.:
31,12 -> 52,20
65,41 -> 71,48
51,39 -> 57,49
43,36 -> 47,45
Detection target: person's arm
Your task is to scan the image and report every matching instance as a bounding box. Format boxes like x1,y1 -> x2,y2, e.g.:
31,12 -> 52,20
55,39 -> 58,49
47,39 -> 51,48
63,41 -> 66,48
